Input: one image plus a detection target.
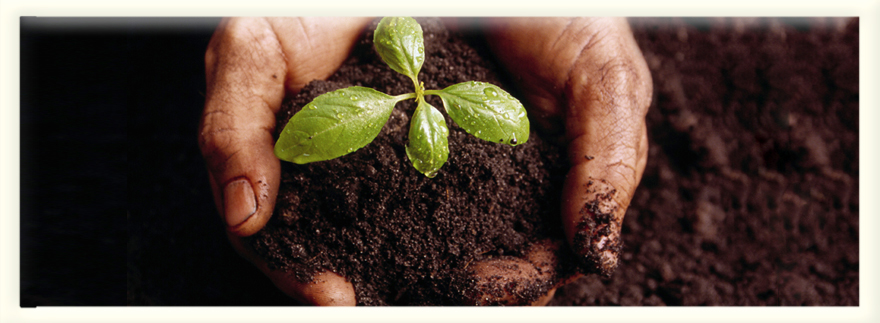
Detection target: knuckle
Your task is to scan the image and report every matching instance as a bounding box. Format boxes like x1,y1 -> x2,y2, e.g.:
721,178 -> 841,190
569,43 -> 652,118
198,110 -> 239,156
209,18 -> 283,78
199,127 -> 243,173
217,18 -> 267,48
593,57 -> 645,112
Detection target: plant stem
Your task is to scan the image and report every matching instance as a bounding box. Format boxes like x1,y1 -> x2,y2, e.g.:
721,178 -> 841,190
393,92 -> 417,102
412,78 -> 424,100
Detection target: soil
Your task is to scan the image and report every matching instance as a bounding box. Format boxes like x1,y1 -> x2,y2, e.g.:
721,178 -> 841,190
549,17 -> 859,306
247,18 -> 579,305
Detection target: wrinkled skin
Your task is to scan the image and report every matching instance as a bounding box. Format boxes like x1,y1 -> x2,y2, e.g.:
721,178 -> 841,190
198,17 -> 651,305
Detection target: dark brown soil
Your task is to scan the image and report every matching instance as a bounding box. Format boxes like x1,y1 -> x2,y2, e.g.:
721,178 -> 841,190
247,18 -> 579,305
550,17 -> 859,306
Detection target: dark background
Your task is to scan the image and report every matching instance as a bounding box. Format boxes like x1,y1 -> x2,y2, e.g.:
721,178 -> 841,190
21,17 -> 294,306
20,17 -> 860,306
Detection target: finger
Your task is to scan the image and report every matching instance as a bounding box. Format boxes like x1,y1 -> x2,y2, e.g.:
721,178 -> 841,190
484,18 -> 652,276
266,17 -> 374,93
460,240 -> 580,305
227,232 -> 356,305
199,18 -> 370,237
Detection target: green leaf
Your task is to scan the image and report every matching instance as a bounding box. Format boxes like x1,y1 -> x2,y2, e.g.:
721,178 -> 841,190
433,81 -> 530,146
373,17 -> 425,82
274,86 -> 400,164
405,99 -> 449,178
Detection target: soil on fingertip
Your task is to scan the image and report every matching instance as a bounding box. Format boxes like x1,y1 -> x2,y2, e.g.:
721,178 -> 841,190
247,18 -> 581,305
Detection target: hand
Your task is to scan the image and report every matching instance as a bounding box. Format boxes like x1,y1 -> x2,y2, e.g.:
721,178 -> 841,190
199,17 -> 372,305
470,17 -> 652,297
199,17 -> 651,306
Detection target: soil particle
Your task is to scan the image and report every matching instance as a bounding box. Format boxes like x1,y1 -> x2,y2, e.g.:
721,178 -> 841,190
694,199 -> 725,241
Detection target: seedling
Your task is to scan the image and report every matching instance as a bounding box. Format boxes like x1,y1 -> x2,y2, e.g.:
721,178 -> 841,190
274,17 -> 530,178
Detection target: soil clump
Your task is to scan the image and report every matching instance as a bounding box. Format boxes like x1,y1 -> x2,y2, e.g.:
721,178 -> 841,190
248,18 -> 579,305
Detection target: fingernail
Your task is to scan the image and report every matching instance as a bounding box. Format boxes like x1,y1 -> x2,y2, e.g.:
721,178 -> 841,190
224,178 -> 256,228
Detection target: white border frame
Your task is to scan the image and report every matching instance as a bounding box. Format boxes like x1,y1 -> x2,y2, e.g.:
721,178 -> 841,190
3,1 -> 877,322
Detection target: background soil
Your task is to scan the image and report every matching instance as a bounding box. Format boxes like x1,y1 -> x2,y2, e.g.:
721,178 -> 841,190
549,17 -> 859,306
20,17 -> 859,307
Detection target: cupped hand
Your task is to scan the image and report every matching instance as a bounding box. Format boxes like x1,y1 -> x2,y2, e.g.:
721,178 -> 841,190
199,17 -> 651,306
199,17 -> 372,305
464,17 -> 652,303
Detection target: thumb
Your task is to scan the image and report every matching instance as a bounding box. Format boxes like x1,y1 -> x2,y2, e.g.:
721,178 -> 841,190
557,18 -> 652,276
199,18 -> 287,236
199,18 -> 372,236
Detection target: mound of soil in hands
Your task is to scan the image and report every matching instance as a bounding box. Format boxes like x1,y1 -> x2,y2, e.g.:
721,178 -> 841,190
247,18 -> 580,305
550,17 -> 859,306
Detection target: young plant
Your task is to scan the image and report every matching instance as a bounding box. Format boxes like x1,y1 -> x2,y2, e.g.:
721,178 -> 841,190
274,17 -> 530,178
